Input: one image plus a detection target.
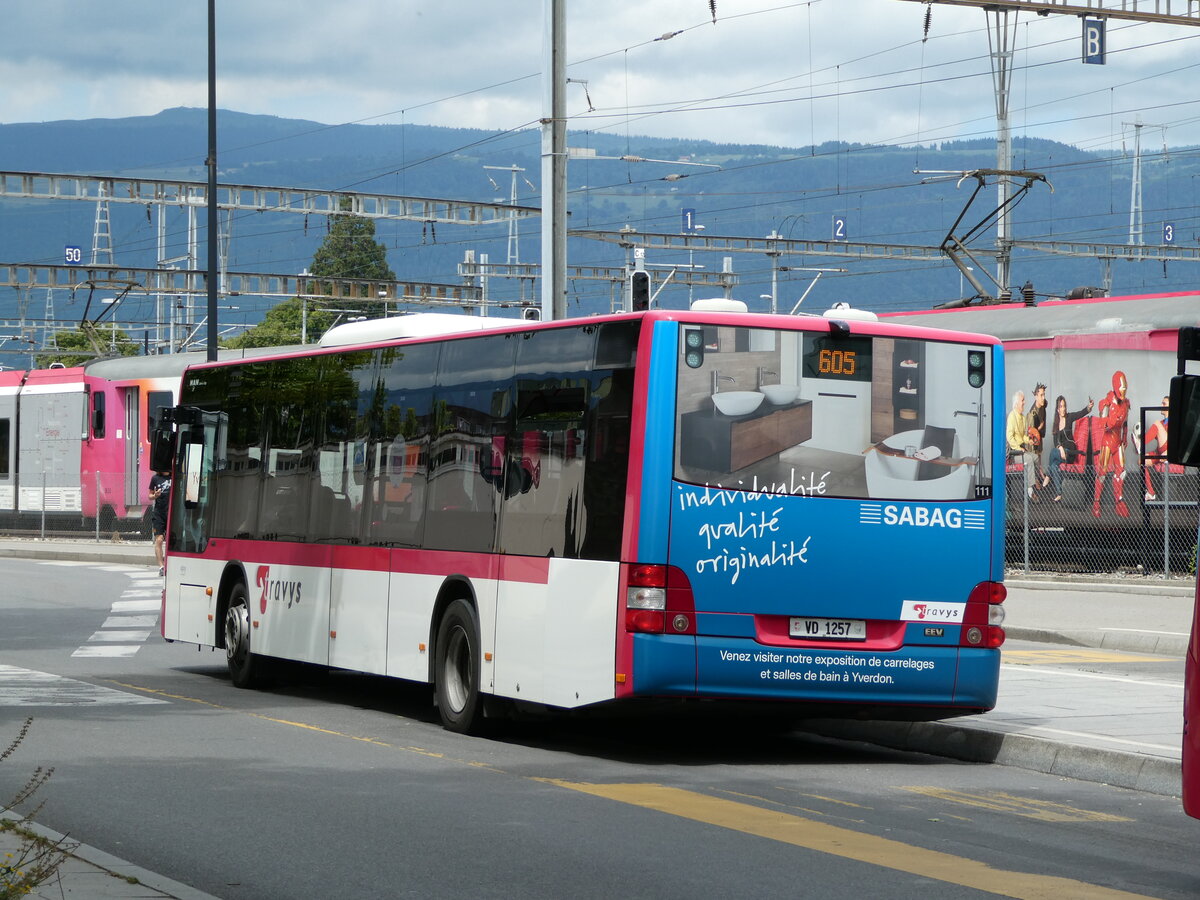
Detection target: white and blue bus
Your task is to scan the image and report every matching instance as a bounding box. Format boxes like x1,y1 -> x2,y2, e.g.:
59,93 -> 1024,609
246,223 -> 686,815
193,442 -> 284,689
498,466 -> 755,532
156,305 -> 1007,732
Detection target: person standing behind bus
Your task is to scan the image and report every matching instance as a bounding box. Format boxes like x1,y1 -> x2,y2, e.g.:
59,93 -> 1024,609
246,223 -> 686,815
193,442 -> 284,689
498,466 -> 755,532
1047,393 -> 1093,502
150,469 -> 171,576
1006,390 -> 1036,498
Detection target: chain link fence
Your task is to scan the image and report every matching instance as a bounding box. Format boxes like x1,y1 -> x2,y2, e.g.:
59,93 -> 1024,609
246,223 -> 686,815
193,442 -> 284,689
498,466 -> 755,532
0,471 -> 153,542
1006,449 -> 1198,579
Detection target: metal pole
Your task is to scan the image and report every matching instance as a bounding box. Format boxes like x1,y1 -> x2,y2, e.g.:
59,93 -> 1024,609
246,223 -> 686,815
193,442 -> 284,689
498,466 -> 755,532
40,471 -> 46,539
95,473 -> 101,541
206,0 -> 219,361
1163,458 -> 1171,575
540,0 -> 566,321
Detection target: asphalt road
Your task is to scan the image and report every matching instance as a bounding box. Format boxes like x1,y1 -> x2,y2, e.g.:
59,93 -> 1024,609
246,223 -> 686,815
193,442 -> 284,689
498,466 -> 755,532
3,557 -> 1199,900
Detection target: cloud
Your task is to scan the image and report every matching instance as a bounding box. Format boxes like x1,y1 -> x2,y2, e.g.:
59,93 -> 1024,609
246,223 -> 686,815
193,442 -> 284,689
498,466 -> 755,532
4,1 -> 1200,152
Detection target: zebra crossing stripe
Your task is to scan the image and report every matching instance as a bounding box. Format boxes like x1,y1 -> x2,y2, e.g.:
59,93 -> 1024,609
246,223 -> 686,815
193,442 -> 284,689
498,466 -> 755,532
0,664 -> 166,706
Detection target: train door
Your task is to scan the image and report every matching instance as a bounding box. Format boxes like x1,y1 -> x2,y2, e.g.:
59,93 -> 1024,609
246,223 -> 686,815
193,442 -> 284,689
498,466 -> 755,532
124,387 -> 140,508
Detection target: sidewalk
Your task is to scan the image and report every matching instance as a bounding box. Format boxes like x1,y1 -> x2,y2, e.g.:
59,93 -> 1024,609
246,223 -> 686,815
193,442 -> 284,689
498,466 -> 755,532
0,814 -> 219,900
810,575 -> 1196,799
1,537 -> 1196,897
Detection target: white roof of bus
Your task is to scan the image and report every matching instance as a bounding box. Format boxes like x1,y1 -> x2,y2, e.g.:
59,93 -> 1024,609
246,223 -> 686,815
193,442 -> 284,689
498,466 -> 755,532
318,313 -> 517,347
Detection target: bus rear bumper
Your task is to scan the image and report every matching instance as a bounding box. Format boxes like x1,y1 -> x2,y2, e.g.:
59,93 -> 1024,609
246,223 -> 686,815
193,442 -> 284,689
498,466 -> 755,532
632,634 -> 998,710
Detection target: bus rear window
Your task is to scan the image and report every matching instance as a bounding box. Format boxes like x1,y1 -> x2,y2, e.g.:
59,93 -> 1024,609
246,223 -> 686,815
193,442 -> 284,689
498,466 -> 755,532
675,325 -> 993,502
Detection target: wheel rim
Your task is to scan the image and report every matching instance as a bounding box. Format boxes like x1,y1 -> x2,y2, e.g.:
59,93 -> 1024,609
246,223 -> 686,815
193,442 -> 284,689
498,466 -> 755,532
441,624 -> 471,714
226,602 -> 250,668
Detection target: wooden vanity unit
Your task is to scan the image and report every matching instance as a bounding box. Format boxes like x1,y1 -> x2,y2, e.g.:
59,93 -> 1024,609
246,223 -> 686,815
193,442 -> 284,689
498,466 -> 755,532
680,400 -> 813,473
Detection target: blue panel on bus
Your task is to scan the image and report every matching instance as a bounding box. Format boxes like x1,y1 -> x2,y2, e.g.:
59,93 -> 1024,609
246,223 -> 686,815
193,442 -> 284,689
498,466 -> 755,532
953,648 -> 1001,708
695,612 -> 757,639
691,638 -> 968,706
670,485 -> 993,621
632,633 -> 696,694
637,321 -> 681,563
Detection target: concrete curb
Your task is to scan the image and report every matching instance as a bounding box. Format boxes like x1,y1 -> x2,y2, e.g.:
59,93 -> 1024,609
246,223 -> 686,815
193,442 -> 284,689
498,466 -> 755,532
0,544 -> 154,567
1006,625 -> 1190,657
803,719 -> 1181,798
1007,577 -> 1195,597
1,813 -> 221,900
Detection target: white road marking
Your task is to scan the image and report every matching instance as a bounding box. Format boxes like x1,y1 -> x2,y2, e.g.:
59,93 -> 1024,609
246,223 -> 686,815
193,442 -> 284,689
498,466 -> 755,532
71,646 -> 143,658
87,630 -> 153,643
1002,664 -> 1182,690
111,599 -> 160,612
0,664 -> 165,705
102,615 -> 157,629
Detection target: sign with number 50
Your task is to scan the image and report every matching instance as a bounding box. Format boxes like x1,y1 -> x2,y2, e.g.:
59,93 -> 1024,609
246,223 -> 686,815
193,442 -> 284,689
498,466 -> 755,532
64,245 -> 83,265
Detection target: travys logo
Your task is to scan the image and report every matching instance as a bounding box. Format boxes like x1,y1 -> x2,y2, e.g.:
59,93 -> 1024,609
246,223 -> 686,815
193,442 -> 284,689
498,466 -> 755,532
901,600 -> 966,623
859,503 -> 986,530
256,565 -> 303,613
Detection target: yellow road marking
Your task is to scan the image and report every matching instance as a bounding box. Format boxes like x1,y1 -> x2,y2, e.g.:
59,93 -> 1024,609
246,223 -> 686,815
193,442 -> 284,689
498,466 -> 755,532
545,781 -> 1157,900
1003,649 -> 1167,665
901,787 -> 1132,823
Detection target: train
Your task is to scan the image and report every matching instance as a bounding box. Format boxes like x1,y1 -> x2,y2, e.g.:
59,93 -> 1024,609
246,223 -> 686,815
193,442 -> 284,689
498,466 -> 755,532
0,346 -> 292,533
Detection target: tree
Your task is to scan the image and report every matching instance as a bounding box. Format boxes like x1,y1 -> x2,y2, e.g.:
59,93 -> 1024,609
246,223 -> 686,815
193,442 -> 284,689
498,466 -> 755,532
35,324 -> 141,367
227,199 -> 396,349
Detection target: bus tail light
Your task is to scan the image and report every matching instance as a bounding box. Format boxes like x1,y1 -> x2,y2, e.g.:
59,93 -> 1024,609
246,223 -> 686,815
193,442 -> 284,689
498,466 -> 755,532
960,581 -> 1006,649
624,564 -> 696,634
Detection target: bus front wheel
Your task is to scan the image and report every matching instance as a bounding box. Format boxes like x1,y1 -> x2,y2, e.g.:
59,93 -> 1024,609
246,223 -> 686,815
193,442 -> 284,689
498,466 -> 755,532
434,599 -> 484,734
225,582 -> 263,688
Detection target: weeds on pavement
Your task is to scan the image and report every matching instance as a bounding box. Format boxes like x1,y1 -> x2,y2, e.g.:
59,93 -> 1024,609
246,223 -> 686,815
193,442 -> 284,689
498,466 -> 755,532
1,718 -> 71,899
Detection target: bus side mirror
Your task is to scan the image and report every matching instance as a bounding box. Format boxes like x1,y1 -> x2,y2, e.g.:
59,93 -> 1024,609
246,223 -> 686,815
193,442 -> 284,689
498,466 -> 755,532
1167,374 -> 1200,467
149,427 -> 175,473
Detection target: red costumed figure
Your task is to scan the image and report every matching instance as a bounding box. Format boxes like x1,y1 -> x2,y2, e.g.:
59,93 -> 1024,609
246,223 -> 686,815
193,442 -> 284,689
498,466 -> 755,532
1093,370 -> 1131,518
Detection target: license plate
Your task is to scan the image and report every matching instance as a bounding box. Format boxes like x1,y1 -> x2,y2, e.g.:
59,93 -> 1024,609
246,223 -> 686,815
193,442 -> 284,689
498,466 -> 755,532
789,617 -> 866,641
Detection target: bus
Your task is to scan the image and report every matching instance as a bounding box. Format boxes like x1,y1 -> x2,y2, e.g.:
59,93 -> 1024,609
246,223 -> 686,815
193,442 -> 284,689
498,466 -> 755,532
1168,325 -> 1200,817
153,305 -> 1007,733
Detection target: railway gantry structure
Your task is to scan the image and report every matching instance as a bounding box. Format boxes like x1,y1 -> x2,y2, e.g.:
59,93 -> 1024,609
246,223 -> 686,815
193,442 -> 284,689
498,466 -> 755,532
0,170 -> 537,354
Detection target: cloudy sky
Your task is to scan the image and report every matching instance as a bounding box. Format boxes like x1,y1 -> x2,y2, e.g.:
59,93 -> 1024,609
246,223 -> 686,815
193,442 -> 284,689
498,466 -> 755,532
4,1 -> 1200,153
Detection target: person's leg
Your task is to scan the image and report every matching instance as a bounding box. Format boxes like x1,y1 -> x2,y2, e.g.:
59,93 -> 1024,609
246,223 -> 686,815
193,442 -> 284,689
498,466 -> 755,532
1048,452 -> 1062,499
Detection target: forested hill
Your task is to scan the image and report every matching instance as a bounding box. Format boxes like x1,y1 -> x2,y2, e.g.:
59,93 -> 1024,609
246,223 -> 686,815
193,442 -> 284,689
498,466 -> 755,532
2,107 -> 1197,326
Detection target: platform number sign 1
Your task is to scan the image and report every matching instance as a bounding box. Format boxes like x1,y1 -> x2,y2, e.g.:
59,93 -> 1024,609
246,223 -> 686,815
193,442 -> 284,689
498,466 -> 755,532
64,245 -> 83,265
832,216 -> 847,242
1164,223 -> 1175,245
682,208 -> 697,233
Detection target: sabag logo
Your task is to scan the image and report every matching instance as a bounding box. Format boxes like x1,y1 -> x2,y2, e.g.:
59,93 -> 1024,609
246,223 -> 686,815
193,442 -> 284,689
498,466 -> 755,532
883,505 -> 962,528
256,565 -> 303,613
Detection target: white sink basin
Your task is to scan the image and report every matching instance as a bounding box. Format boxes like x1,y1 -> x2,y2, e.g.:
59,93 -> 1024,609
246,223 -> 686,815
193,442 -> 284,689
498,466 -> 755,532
712,391 -> 764,416
760,383 -> 800,405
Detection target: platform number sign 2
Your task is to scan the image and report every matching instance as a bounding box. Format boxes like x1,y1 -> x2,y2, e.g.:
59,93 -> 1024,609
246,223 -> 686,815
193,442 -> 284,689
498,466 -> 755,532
832,216 -> 847,242
64,245 -> 83,265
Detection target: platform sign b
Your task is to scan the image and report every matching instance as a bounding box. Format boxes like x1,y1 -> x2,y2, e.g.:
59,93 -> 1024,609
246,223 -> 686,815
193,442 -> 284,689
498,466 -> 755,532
1083,19 -> 1105,65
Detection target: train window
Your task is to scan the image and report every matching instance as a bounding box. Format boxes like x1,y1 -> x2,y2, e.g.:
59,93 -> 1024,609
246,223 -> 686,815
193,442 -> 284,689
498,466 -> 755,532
0,418 -> 8,475
92,392 -> 106,439
147,391 -> 172,432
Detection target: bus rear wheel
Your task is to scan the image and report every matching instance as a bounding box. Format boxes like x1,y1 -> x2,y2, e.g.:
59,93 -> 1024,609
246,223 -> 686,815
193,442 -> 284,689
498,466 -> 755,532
434,599 -> 484,734
225,582 -> 263,688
